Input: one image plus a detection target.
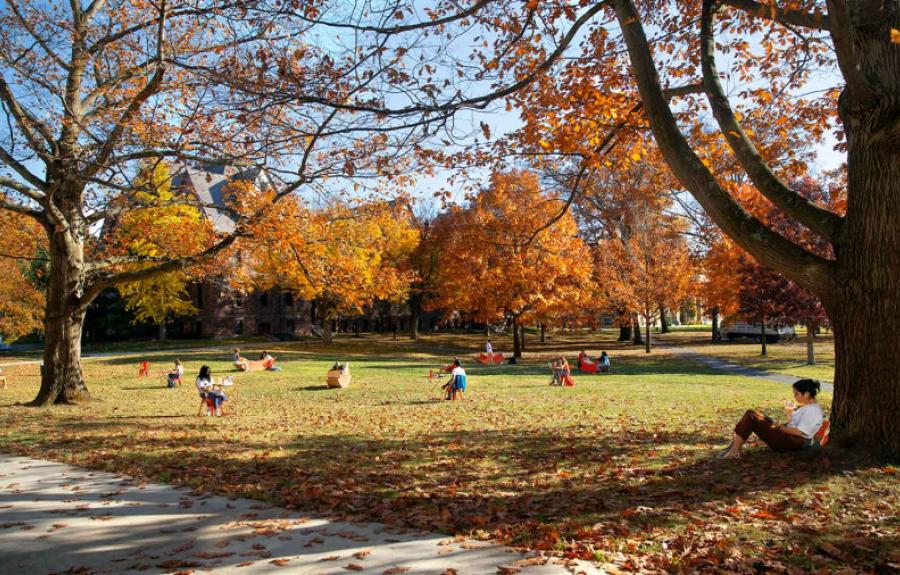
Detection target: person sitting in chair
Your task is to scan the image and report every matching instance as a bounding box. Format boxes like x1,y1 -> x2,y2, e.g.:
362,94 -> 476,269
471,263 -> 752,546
196,365 -> 227,416
167,359 -> 184,387
717,379 -> 824,458
598,351 -> 610,373
443,359 -> 466,400
550,356 -> 570,385
259,350 -> 280,370
233,348 -> 249,371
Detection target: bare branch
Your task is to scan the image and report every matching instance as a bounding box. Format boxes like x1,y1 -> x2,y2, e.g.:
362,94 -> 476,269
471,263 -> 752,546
722,0 -> 829,29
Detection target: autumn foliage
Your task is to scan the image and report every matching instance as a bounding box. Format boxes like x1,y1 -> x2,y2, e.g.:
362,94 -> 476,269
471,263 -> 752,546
432,170 -> 592,358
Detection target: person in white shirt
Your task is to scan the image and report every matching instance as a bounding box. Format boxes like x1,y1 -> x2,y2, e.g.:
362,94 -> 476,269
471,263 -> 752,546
443,358 -> 467,400
167,359 -> 184,387
485,339 -> 494,364
196,365 -> 226,416
718,379 -> 825,458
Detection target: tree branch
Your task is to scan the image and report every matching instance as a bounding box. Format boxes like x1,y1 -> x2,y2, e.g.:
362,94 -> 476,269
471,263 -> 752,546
824,0 -> 876,107
701,0 -> 842,242
611,0 -> 833,291
722,0 -> 829,29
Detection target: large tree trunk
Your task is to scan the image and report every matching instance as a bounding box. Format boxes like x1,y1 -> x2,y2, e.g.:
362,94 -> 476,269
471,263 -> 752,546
806,323 -> 816,365
632,314 -> 642,345
32,224 -> 90,405
520,325 -> 526,351
711,306 -> 720,343
511,316 -> 521,361
540,323 -> 545,343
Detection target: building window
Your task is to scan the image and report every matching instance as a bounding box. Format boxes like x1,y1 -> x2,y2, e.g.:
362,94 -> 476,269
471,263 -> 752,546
284,292 -> 294,307
234,319 -> 244,335
259,292 -> 268,307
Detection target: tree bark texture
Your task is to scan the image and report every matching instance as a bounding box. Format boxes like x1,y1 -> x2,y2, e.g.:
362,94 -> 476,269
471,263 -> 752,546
760,317 -> 767,357
511,316 -> 521,360
540,323 -> 545,343
806,324 -> 816,366
632,314 -> 643,345
520,325 -> 526,351
32,218 -> 90,405
659,306 -> 669,333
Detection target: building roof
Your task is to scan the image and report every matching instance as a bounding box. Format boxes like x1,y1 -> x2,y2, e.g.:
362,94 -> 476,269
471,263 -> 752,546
172,163 -> 272,234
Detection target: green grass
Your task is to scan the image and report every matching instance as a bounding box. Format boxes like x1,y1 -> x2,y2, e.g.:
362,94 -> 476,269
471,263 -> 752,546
663,331 -> 837,381
0,332 -> 895,573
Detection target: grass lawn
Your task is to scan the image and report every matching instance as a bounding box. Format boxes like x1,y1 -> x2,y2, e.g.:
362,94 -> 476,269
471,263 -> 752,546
658,330 -> 837,381
0,332 -> 896,573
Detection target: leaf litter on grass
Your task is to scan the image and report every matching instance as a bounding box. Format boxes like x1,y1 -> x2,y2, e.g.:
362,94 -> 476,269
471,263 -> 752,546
0,333 -> 897,573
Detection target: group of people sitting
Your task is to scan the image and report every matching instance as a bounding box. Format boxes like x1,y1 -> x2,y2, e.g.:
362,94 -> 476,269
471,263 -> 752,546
233,348 -> 280,371
578,350 -> 610,373
549,357 -> 574,386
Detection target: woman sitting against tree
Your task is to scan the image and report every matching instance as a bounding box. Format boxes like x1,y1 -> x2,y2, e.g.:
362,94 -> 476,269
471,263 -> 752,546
717,379 -> 824,458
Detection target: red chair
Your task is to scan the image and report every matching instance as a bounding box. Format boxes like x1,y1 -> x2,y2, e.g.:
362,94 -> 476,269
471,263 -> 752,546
138,361 -> 150,377
808,420 -> 830,448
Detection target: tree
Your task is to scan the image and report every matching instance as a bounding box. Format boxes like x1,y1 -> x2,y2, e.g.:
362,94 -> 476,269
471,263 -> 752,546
432,170 -> 592,361
701,235 -> 744,343
459,0 -> 896,453
106,162 -> 211,338
239,197 -> 418,343
597,199 -> 696,353
0,207 -> 44,340
0,1 -> 481,404
736,261 -> 798,357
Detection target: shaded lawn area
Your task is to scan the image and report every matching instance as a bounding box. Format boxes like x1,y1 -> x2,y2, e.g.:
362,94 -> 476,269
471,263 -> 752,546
0,333 -> 896,573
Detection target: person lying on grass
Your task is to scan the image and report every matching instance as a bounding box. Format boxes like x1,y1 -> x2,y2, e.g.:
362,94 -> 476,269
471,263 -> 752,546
717,378 -> 824,459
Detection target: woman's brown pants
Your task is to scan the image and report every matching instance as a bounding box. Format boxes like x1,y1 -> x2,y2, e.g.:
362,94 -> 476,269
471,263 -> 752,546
734,410 -> 808,452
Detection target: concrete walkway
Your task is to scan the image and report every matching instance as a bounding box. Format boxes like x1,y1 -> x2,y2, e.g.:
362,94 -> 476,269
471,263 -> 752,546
0,454 -> 603,575
667,345 -> 834,392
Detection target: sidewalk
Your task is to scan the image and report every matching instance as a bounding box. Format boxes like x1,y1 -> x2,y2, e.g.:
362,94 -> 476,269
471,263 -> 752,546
0,454 -> 603,575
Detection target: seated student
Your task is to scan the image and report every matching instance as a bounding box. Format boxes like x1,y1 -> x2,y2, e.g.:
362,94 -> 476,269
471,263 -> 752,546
717,379 -> 824,458
598,351 -> 610,373
443,359 -> 466,400
233,348 -> 249,371
550,356 -> 569,385
167,359 -> 184,387
196,365 -> 227,416
259,350 -> 280,370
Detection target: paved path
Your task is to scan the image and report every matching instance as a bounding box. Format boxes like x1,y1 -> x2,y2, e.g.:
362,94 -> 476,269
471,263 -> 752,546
667,345 -> 834,392
0,454 -> 603,575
